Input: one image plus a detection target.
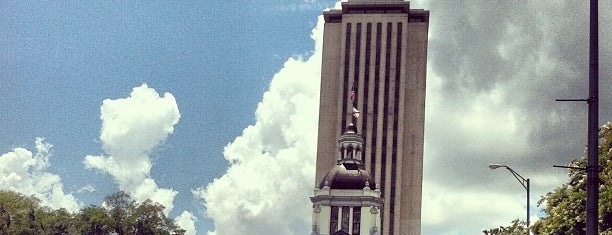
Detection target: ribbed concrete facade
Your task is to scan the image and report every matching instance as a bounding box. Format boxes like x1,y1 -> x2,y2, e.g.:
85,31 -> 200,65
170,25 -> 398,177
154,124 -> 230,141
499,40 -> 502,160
314,1 -> 429,235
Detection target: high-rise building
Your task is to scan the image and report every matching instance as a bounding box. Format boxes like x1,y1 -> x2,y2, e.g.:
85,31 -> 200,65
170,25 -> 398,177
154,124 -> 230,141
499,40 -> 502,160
313,1 -> 429,234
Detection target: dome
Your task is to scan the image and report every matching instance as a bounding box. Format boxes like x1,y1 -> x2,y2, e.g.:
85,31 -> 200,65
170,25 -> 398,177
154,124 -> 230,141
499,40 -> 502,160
320,158 -> 375,190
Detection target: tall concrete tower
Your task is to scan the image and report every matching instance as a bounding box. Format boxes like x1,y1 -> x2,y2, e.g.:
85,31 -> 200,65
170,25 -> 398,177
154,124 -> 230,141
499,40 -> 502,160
314,1 -> 429,234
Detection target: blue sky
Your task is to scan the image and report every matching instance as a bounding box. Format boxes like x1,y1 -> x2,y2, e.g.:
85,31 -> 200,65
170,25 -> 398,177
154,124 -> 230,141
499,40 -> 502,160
1,0 -> 336,233
2,1 -> 612,234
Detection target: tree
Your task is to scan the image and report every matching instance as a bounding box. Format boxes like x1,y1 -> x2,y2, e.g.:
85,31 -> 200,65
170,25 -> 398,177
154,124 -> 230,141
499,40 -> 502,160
532,122 -> 612,234
0,190 -> 45,235
486,122 -> 612,234
38,208 -> 73,235
71,205 -> 112,235
103,191 -> 186,235
485,122 -> 612,235
104,191 -> 136,234
0,190 -> 186,235
482,219 -> 528,235
131,199 -> 184,235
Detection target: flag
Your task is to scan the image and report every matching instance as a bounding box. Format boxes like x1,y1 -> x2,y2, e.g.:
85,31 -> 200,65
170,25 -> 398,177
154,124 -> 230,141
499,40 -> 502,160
352,107 -> 360,118
350,83 -> 356,103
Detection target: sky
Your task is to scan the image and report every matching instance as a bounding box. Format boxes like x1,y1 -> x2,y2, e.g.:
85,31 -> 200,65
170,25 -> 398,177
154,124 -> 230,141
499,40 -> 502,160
0,0 -> 611,234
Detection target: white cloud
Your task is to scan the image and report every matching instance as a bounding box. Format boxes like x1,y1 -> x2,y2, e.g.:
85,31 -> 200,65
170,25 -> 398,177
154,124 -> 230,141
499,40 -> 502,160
416,1 -> 612,233
77,184 -> 96,193
83,83 -> 181,214
194,14 -> 325,235
0,138 -> 80,212
176,211 -> 197,235
198,0 -> 612,234
422,183 -> 526,231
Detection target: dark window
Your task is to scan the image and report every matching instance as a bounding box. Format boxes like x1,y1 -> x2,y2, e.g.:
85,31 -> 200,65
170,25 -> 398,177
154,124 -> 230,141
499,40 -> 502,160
409,16 -> 424,22
381,22 -> 392,198
352,207 -> 361,235
370,22 -> 382,183
389,209 -> 394,235
389,22 -> 402,235
341,206 -> 350,232
362,22 -> 372,165
330,206 -> 339,234
353,22 -> 361,108
343,161 -> 359,170
342,23 -> 352,133
382,21 -> 393,235
328,16 -> 342,23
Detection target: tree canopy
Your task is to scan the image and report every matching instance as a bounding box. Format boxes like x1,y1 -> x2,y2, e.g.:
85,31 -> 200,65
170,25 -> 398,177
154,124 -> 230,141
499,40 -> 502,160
484,122 -> 612,235
482,219 -> 528,235
532,122 -> 612,234
0,190 -> 186,235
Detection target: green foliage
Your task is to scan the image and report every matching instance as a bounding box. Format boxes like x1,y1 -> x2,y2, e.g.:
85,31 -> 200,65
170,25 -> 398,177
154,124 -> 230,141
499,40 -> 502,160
532,122 -> 612,235
0,190 -> 45,235
38,208 -> 73,235
482,219 -> 528,235
72,205 -> 113,234
0,190 -> 186,235
485,122 -> 612,235
105,191 -> 135,234
485,122 -> 612,234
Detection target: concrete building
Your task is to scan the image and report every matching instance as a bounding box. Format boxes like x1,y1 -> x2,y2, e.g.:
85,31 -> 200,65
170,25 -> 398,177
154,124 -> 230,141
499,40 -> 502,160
313,1 -> 429,234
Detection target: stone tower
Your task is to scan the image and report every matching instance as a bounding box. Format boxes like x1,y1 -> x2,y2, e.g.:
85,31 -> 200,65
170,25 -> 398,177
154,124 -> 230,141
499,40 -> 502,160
314,1 -> 429,234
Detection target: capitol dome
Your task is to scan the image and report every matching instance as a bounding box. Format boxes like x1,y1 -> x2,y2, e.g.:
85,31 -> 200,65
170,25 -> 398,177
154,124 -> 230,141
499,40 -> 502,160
319,158 -> 375,190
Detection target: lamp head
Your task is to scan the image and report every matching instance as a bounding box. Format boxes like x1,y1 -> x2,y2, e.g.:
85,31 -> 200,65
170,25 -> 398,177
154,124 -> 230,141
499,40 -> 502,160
488,163 -> 505,169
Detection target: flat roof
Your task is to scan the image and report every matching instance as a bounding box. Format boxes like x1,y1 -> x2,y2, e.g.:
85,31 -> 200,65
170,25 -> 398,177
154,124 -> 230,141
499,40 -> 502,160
323,2 -> 429,23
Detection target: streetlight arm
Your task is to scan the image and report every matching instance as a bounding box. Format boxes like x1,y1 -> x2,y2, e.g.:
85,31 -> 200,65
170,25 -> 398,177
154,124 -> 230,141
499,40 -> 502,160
504,167 -> 528,190
489,163 -> 531,233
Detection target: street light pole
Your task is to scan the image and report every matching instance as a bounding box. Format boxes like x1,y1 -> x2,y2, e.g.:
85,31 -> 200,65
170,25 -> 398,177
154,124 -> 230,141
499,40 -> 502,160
586,0 -> 599,234
526,178 -> 529,232
489,164 -> 530,234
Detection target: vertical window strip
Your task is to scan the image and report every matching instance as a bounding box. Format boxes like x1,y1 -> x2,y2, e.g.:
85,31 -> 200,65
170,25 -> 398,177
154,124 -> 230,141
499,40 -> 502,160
371,22 -> 382,188
383,21 -> 393,235
390,22 -> 403,235
363,22 -> 371,165
352,207 -> 361,235
354,22 -> 361,108
381,22 -> 392,197
330,206 -> 339,234
341,206 -> 350,232
342,23 -> 352,134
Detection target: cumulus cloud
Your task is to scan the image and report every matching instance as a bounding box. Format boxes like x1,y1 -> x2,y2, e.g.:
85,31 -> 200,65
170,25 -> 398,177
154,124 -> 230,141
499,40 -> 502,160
0,138 -> 80,212
83,83 -> 195,231
175,211 -> 197,235
418,0 -> 612,233
197,0 -> 612,234
84,83 -> 179,213
194,14 -> 324,235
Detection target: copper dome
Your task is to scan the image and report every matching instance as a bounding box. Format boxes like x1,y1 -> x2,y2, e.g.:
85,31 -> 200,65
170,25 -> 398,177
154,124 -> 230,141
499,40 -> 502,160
319,158 -> 375,190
